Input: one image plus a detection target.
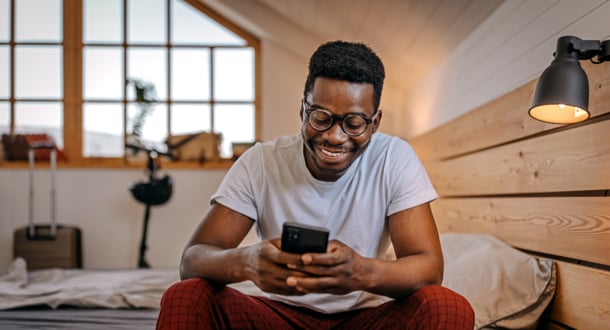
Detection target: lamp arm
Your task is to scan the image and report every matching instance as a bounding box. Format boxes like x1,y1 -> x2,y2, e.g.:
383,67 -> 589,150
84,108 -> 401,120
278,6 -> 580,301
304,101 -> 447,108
566,37 -> 601,60
591,40 -> 610,63
567,37 -> 610,63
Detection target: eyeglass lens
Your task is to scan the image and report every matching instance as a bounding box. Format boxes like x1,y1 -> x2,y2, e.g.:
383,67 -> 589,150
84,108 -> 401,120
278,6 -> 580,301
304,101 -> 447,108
308,109 -> 368,136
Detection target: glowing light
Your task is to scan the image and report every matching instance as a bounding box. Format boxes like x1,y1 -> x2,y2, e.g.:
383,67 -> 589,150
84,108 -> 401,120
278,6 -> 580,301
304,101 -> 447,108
574,108 -> 587,118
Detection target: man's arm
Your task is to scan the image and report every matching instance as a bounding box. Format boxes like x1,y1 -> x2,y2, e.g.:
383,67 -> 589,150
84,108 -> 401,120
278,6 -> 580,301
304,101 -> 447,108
285,202 -> 443,298
180,203 -> 306,295
374,202 -> 444,294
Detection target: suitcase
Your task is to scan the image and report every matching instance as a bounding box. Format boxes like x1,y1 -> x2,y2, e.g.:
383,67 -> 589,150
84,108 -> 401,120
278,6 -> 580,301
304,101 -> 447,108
13,142 -> 82,271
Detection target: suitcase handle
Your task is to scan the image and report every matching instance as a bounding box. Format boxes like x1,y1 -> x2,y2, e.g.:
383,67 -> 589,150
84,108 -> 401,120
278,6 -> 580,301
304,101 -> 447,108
28,143 -> 57,238
29,141 -> 56,149
26,225 -> 60,241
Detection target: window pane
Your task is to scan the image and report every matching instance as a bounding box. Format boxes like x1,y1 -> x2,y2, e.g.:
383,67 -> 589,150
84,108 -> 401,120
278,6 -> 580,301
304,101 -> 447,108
15,46 -> 62,99
171,49 -> 210,100
84,0 -> 122,43
83,102 -> 124,157
15,102 -> 63,147
170,104 -> 211,134
171,0 -> 245,45
0,0 -> 9,42
127,103 -> 168,150
0,102 -> 8,134
127,48 -> 167,100
16,0 -> 61,42
84,47 -> 123,100
128,0 -> 166,44
213,48 -> 254,101
0,46 -> 8,98
214,104 -> 254,158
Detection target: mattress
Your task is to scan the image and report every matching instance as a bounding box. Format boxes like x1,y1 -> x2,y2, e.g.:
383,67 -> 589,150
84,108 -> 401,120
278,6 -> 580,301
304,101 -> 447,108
0,307 -> 159,330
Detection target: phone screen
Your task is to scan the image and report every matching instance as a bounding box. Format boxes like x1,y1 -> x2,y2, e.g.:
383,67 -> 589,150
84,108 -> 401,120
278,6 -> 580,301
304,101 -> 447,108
281,222 -> 329,253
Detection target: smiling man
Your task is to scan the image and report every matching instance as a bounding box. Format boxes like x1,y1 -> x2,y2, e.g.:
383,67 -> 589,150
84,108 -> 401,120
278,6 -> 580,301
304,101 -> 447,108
157,41 -> 474,329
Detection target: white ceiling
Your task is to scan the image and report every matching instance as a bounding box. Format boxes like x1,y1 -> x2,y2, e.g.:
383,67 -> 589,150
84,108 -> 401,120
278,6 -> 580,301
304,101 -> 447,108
252,0 -> 504,91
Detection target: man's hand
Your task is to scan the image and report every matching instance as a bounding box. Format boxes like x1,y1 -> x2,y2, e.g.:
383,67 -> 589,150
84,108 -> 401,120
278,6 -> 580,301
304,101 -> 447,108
244,238 -> 313,295
284,240 -> 370,295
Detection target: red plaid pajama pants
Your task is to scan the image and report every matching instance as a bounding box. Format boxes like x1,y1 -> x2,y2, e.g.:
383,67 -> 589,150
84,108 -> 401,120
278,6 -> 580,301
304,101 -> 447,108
156,278 -> 474,329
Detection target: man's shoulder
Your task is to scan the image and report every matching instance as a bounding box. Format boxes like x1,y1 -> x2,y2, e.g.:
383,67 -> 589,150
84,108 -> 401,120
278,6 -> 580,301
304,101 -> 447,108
371,132 -> 398,143
260,134 -> 300,149
247,134 -> 300,161
369,132 -> 412,154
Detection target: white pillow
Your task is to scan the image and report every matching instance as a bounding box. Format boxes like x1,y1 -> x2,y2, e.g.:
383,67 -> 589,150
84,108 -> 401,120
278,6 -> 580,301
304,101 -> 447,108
441,233 -> 556,330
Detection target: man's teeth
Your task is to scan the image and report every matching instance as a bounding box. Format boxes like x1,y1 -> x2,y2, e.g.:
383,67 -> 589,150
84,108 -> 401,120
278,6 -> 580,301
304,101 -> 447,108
321,149 -> 342,157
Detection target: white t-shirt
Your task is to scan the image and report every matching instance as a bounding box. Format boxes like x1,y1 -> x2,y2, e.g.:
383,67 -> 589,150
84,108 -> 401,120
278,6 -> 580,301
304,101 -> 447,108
211,132 -> 437,313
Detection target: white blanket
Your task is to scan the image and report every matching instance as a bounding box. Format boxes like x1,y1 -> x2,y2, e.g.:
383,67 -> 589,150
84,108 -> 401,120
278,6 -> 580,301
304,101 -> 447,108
0,258 -> 180,310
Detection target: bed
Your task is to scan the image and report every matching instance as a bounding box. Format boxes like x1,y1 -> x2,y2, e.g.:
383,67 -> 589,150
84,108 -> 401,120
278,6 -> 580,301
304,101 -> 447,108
0,232 -> 556,330
0,258 -> 176,329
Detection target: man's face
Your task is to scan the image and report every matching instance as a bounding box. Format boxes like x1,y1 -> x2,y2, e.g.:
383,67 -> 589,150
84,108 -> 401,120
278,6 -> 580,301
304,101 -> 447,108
301,77 -> 381,181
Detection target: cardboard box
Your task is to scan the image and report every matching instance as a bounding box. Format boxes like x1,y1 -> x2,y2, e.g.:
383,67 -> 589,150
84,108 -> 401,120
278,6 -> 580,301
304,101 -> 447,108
231,141 -> 256,160
166,132 -> 222,162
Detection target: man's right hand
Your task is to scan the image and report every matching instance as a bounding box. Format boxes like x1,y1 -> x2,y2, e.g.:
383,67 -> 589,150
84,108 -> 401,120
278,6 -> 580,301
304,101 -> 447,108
243,238 -> 310,295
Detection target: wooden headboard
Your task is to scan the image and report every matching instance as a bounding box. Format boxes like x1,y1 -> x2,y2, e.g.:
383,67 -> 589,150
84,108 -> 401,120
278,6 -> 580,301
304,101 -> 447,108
410,61 -> 610,329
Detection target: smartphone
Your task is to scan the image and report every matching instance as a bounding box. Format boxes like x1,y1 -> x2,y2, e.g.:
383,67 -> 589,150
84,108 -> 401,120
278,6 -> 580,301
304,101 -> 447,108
281,222 -> 329,254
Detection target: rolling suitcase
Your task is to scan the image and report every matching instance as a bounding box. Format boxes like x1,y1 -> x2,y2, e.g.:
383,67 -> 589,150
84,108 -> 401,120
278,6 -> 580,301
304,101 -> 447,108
13,142 -> 82,271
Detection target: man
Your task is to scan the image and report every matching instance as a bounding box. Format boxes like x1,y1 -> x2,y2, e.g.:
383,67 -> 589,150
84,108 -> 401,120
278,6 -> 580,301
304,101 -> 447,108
157,41 -> 474,329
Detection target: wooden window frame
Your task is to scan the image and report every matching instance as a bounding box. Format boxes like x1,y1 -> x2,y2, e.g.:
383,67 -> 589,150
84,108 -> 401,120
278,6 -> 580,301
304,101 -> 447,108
1,0 -> 260,169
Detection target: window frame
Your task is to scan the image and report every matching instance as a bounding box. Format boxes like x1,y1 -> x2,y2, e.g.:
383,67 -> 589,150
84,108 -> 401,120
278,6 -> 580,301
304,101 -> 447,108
2,0 -> 260,169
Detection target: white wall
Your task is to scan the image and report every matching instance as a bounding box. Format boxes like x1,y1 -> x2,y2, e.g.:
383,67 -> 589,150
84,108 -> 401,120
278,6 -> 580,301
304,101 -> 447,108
0,168 -> 228,270
401,0 -> 610,139
259,39 -> 309,140
199,0 -> 415,136
207,0 -> 610,140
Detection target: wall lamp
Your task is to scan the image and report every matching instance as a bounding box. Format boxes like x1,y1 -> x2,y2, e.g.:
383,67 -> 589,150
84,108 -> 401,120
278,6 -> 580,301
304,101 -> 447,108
529,36 -> 610,124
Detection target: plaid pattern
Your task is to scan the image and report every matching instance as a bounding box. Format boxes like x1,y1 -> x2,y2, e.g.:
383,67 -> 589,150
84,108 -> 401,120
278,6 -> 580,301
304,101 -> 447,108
156,278 -> 474,329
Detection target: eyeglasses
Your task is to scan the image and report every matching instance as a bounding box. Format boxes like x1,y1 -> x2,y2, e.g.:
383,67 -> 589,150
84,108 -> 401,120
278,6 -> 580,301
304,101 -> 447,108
302,100 -> 378,137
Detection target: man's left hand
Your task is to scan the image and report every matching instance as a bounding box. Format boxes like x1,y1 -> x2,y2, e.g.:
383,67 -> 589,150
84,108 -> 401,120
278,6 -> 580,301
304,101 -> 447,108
285,239 -> 370,294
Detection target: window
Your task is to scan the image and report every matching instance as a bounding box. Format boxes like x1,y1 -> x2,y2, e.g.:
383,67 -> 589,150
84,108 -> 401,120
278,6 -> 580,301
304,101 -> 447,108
0,0 -> 258,165
0,0 -> 63,146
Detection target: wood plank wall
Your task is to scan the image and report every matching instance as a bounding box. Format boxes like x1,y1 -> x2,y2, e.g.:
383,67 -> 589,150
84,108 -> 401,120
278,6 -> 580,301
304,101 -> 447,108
409,61 -> 610,329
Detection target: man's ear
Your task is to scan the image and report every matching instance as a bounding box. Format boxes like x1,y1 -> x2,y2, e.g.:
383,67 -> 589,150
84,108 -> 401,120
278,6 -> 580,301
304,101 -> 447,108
372,109 -> 382,133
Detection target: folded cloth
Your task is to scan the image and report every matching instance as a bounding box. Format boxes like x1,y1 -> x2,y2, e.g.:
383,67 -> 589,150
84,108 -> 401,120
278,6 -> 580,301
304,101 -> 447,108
0,258 -> 29,291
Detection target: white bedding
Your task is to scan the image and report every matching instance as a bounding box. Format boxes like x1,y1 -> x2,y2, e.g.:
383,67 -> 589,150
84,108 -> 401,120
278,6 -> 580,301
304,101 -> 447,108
0,258 -> 179,310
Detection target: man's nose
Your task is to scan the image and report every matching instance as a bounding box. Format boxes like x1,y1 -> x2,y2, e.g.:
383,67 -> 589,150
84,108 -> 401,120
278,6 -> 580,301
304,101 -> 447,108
323,120 -> 349,143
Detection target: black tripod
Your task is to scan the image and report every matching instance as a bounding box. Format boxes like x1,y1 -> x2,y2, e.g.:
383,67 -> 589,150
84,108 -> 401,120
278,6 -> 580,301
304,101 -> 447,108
126,144 -> 173,268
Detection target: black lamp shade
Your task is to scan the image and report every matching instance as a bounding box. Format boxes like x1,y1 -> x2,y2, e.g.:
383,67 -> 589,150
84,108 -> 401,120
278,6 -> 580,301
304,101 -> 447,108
529,37 -> 590,124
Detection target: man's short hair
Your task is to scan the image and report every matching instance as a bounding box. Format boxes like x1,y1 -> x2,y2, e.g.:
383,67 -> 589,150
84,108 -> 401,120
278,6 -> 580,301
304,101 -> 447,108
304,40 -> 385,110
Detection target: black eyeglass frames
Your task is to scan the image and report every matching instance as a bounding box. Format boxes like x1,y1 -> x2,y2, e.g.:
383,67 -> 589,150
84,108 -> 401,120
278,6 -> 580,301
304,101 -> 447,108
301,100 -> 377,137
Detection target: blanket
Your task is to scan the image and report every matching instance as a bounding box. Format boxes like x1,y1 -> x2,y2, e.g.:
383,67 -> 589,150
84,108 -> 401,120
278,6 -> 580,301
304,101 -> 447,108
0,258 -> 180,310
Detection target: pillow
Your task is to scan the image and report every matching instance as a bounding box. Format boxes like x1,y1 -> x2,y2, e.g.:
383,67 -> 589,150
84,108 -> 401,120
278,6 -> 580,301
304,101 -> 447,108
440,233 -> 556,330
